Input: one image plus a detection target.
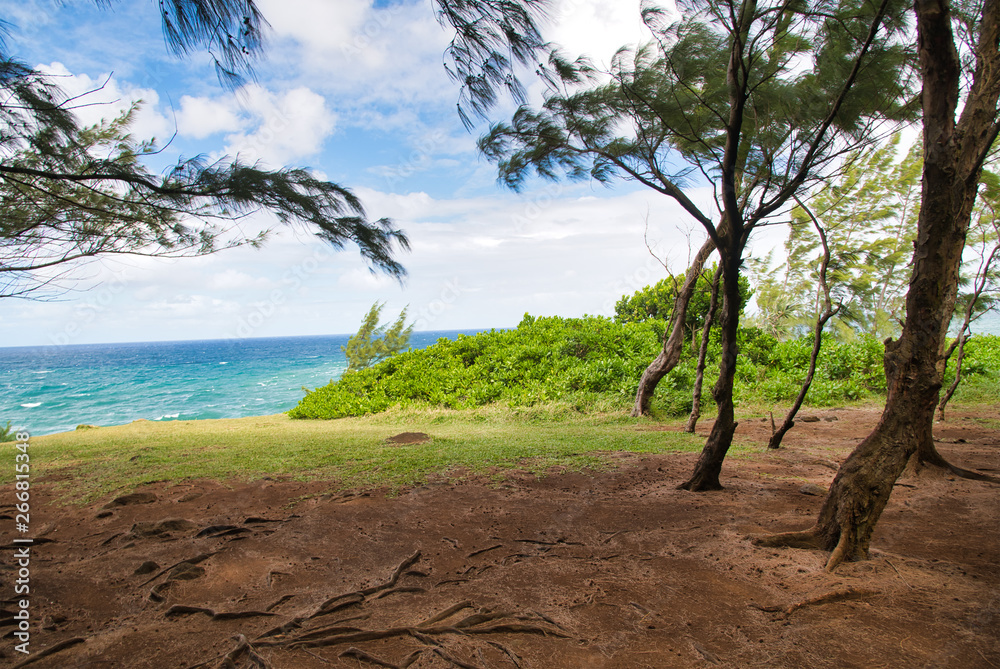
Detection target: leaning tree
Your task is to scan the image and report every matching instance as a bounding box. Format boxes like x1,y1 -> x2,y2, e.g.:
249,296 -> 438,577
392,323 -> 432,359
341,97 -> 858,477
480,0 -> 916,490
758,0 -> 1000,570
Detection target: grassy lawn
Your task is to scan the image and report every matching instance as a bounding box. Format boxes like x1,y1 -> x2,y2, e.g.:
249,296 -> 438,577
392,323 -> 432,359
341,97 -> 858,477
15,405 -> 732,503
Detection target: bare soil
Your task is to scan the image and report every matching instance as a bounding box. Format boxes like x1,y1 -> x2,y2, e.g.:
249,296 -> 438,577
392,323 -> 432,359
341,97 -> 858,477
5,407 -> 999,669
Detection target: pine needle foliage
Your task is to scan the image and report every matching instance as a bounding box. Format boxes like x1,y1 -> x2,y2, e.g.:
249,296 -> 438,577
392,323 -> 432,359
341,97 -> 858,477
342,303 -> 415,372
0,60 -> 408,298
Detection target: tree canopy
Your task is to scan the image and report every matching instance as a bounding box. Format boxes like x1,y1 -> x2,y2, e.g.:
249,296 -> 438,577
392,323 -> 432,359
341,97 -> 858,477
481,0 -> 918,489
0,3 -> 415,298
0,0 -> 552,299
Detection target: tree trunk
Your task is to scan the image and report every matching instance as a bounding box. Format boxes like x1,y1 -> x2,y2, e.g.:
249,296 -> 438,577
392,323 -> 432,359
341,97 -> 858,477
631,238 -> 715,416
678,248 -> 742,491
756,0 -> 1000,569
685,263 -> 723,433
937,331 -> 968,421
766,308 -> 836,449
769,197 -> 840,449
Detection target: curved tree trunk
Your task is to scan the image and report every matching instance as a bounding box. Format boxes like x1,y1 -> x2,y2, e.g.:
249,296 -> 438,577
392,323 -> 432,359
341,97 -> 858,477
769,196 -> 840,449
631,238 -> 716,416
685,263 -> 723,433
756,0 -> 1000,570
678,247 -> 742,491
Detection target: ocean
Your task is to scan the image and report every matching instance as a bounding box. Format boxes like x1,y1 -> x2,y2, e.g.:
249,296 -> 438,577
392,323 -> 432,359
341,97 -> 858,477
1,330 -> 484,437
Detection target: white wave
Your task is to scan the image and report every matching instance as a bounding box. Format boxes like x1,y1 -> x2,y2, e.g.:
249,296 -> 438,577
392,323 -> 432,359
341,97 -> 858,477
21,402 -> 41,408
152,413 -> 180,421
218,361 -> 229,365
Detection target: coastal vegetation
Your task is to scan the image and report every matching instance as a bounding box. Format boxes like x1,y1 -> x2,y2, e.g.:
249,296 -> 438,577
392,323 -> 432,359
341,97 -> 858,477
290,313 -> 1000,422
342,302 -> 415,372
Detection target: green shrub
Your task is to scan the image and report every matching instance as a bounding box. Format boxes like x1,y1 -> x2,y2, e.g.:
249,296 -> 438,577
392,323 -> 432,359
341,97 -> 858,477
290,316 -> 999,421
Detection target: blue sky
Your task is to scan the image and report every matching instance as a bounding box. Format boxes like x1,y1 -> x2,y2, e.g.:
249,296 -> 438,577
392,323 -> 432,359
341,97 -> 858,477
0,0 -> 788,347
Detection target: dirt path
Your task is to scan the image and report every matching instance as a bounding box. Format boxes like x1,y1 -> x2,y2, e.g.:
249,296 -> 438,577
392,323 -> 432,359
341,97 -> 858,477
5,407 -> 999,668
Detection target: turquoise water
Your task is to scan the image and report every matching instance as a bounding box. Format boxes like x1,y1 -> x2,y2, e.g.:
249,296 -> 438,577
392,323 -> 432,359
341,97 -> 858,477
1,331 -> 482,437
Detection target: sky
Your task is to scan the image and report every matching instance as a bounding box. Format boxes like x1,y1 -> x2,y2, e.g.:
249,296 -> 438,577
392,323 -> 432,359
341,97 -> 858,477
0,0 -> 789,347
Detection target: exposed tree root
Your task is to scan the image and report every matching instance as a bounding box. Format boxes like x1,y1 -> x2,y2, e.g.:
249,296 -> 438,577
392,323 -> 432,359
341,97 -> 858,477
165,605 -> 277,621
912,447 -> 1000,483
419,601 -> 475,627
751,587 -> 878,619
751,528 -> 823,550
219,634 -> 273,669
188,551 -> 567,668
139,551 -> 218,587
467,544 -> 503,558
751,526 -> 849,572
340,646 -> 404,668
186,635 -> 274,669
310,551 -> 422,619
487,641 -> 524,668
11,637 -> 85,669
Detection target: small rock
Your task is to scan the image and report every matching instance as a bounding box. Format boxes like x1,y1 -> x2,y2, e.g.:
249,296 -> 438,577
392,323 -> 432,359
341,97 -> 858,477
103,492 -> 158,509
823,416 -> 839,422
168,562 -> 206,581
799,483 -> 827,496
134,561 -> 160,575
799,415 -> 821,423
95,510 -> 113,519
177,491 -> 203,503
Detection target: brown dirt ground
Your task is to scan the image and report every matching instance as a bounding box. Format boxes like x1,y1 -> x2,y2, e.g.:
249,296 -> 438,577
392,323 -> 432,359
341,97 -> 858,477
4,407 -> 999,669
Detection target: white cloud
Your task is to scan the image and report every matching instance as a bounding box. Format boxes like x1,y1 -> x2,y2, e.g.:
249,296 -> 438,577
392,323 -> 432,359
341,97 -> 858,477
206,269 -> 275,292
224,85 -> 337,165
255,0 -> 454,112
175,95 -> 243,139
549,0 -> 649,68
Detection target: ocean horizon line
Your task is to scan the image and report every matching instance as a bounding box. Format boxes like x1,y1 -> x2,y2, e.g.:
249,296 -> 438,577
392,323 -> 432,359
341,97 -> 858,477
0,327 -> 503,352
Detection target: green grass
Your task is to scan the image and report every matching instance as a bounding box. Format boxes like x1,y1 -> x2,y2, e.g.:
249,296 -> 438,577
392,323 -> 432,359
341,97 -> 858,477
16,405 -> 720,504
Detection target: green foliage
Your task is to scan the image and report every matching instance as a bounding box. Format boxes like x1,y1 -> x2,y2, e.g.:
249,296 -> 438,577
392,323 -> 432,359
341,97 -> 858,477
0,421 -> 13,443
293,315 -> 666,419
946,335 -> 1000,381
342,303 -> 414,372
614,267 -> 752,336
749,134 -> 921,340
1,60 -> 408,299
292,314 -> 1000,422
954,168 -> 1000,328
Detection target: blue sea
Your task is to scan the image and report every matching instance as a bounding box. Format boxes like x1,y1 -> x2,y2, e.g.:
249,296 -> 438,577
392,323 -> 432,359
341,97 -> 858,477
1,331 -> 484,437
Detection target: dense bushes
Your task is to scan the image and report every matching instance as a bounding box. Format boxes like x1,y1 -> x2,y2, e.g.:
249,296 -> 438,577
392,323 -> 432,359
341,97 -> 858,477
290,315 -> 664,419
289,316 -> 1000,420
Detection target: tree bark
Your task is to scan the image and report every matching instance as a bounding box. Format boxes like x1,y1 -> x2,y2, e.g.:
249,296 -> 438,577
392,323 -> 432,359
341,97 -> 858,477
631,238 -> 716,416
686,263 -> 723,433
756,0 -> 1000,570
678,244 -> 743,491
